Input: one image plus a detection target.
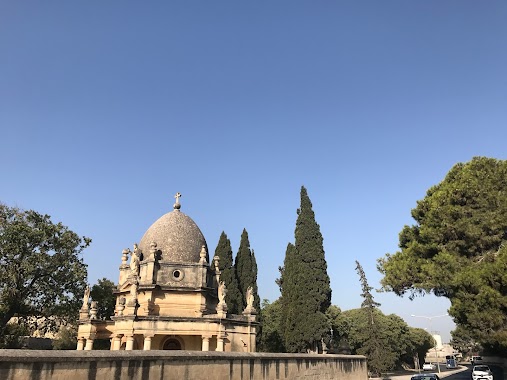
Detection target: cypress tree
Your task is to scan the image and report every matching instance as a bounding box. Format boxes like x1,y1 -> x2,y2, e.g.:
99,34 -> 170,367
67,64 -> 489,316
213,231 -> 242,314
234,229 -> 260,311
281,186 -> 332,352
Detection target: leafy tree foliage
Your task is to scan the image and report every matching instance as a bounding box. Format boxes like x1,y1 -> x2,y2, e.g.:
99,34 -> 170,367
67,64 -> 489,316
258,298 -> 285,352
377,157 -> 507,353
355,261 -> 389,375
279,186 -> 331,352
213,232 -> 242,314
90,278 -> 116,320
451,325 -> 480,357
52,325 -> 77,350
400,327 -> 435,370
334,308 -> 433,373
0,320 -> 30,348
0,204 -> 90,336
234,229 -> 260,312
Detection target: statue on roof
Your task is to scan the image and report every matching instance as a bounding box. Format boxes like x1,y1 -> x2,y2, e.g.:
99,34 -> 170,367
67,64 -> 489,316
81,285 -> 90,310
218,281 -> 227,303
129,244 -> 141,276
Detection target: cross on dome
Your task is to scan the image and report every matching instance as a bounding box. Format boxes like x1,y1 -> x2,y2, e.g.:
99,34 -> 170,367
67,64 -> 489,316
173,192 -> 182,210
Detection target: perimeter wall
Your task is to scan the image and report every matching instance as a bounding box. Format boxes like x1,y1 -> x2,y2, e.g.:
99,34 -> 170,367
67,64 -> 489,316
0,350 -> 367,380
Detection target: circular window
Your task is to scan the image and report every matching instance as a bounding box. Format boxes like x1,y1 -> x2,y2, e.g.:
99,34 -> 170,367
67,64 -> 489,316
172,269 -> 184,281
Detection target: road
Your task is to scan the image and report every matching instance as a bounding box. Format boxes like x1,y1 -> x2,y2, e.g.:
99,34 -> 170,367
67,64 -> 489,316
443,365 -> 504,380
390,363 -> 504,380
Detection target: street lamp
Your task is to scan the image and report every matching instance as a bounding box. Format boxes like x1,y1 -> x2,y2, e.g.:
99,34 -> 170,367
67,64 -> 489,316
411,314 -> 449,373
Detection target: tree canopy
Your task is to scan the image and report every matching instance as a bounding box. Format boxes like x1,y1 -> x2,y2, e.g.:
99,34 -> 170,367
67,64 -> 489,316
258,298 -> 285,352
213,231 -> 242,314
0,204 -> 90,337
279,186 -> 331,353
90,278 -> 116,320
234,228 -> 260,312
377,157 -> 507,353
332,307 -> 434,374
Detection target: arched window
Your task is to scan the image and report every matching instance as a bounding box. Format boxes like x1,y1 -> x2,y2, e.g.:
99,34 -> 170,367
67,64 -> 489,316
163,338 -> 182,350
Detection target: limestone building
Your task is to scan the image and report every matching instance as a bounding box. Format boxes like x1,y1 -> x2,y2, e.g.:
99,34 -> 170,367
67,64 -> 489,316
77,194 -> 258,351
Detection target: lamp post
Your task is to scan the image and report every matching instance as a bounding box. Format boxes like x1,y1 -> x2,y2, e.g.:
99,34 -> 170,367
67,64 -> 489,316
411,313 -> 449,373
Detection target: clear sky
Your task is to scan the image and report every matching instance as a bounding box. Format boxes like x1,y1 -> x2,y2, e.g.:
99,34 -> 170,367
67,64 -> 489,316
2,1 -> 506,343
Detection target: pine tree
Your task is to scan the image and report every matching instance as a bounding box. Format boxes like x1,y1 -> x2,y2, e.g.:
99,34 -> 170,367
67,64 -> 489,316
280,186 -> 332,352
213,232 -> 242,314
234,229 -> 260,312
355,260 -> 387,376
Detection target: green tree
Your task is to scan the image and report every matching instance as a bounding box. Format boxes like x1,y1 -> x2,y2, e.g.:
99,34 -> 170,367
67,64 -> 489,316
0,204 -> 90,337
450,325 -> 480,358
0,320 -> 30,348
401,327 -> 435,370
355,261 -> 390,376
258,298 -> 285,352
234,229 -> 260,312
90,278 -> 116,320
52,325 -> 77,350
279,186 -> 331,353
377,157 -> 507,353
213,232 -> 242,314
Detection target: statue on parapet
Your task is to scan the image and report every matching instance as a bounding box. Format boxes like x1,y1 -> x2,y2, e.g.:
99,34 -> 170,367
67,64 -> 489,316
217,281 -> 228,313
218,281 -> 227,303
81,285 -> 90,310
129,243 -> 141,276
243,286 -> 257,315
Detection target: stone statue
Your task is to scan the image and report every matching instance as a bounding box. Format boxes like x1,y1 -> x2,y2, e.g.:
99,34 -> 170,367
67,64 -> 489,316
246,286 -> 254,309
129,244 -> 140,276
149,242 -> 158,260
82,285 -> 90,309
116,297 -> 126,316
218,281 -> 227,303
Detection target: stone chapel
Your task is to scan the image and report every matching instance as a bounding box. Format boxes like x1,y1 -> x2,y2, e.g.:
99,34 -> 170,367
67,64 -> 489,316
76,193 -> 258,351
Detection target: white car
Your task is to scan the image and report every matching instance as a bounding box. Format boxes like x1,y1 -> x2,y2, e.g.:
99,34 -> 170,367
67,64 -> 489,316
422,363 -> 436,371
472,365 -> 493,380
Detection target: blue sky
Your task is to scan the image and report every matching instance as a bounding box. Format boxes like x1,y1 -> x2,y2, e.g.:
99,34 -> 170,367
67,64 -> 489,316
2,1 -> 506,343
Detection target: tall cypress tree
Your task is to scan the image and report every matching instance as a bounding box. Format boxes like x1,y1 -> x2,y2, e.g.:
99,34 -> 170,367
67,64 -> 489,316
234,229 -> 260,311
213,232 -> 242,314
281,186 -> 332,352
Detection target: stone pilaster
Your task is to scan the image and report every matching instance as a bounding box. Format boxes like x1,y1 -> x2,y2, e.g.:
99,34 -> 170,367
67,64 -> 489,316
143,335 -> 153,350
84,334 -> 96,351
76,337 -> 85,350
201,335 -> 211,351
125,335 -> 135,351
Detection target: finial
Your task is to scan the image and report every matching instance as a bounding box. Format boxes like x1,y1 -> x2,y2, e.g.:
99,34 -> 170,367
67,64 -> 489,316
173,192 -> 182,210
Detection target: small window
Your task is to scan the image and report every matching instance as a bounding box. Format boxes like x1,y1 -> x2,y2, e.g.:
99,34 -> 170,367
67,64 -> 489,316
172,269 -> 184,281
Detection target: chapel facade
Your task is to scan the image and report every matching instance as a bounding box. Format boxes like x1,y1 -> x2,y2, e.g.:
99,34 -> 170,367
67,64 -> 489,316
76,193 -> 258,351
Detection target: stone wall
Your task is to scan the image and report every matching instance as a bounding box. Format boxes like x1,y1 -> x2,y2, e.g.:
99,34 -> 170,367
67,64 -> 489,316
0,350 -> 367,380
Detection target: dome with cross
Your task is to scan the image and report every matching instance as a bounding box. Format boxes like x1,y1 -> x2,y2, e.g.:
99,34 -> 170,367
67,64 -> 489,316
138,193 -> 208,264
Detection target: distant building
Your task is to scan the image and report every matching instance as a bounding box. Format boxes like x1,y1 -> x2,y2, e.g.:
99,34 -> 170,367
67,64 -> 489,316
425,334 -> 454,361
77,194 -> 258,351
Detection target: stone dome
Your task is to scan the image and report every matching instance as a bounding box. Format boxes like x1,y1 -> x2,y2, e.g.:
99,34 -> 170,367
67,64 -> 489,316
138,207 -> 208,264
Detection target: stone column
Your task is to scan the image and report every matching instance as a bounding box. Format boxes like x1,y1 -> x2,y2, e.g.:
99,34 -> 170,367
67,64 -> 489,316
143,335 -> 153,351
125,335 -> 135,351
84,337 -> 94,351
76,337 -> 85,350
216,337 -> 224,352
201,335 -> 210,351
111,335 -> 122,350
